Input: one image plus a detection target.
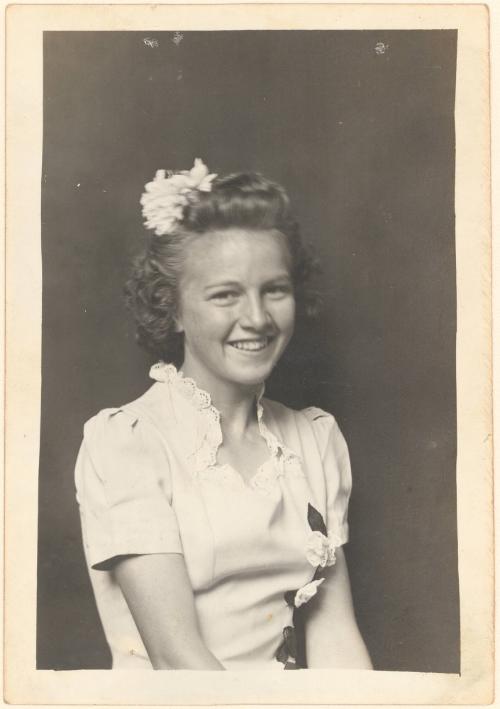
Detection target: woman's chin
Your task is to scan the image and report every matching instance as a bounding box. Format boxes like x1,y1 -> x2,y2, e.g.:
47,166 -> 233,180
223,361 -> 278,388
224,345 -> 283,378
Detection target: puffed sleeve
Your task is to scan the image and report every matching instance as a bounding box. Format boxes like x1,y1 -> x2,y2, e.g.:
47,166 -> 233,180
303,407 -> 352,544
74,408 -> 183,570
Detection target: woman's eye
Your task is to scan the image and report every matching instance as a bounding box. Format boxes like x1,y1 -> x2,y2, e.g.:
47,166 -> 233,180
265,284 -> 293,297
210,291 -> 239,304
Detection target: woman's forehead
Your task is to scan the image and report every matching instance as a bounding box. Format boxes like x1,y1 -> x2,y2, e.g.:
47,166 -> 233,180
182,228 -> 292,278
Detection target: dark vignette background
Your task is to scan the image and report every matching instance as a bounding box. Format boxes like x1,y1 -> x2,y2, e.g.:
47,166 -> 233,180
38,30 -> 458,672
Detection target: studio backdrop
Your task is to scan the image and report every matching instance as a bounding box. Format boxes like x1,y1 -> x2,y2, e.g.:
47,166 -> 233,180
38,30 -> 458,672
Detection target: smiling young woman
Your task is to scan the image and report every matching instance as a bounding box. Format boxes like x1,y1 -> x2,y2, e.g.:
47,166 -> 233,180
74,160 -> 372,671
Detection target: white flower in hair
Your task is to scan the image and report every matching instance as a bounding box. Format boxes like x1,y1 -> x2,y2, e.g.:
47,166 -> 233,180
140,158 -> 217,236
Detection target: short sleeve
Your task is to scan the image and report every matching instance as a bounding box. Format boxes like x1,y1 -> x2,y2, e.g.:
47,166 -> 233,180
75,408 -> 183,570
302,407 -> 352,545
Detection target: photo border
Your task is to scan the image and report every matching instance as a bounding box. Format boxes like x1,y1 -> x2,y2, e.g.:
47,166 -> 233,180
4,2 -> 493,704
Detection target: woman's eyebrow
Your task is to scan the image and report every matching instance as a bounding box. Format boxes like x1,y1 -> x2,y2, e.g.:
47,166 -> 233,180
262,273 -> 293,285
203,280 -> 241,292
266,273 -> 292,280
204,274 -> 293,291
204,273 -> 292,290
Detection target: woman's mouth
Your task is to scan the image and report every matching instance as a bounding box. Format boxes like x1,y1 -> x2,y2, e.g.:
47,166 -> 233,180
228,337 -> 272,352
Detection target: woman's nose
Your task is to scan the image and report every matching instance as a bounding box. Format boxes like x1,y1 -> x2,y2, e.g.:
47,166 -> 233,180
240,295 -> 270,330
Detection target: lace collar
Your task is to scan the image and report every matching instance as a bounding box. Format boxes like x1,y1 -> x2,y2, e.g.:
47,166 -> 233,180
149,362 -> 301,484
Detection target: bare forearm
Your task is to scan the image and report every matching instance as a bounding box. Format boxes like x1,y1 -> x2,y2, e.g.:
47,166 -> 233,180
306,619 -> 372,669
114,554 -> 225,671
149,634 -> 225,670
304,548 -> 372,670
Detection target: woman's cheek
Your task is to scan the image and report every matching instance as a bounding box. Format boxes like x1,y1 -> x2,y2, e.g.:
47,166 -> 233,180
279,297 -> 296,329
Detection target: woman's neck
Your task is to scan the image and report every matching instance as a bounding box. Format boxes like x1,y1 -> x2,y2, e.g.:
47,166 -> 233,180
180,362 -> 261,439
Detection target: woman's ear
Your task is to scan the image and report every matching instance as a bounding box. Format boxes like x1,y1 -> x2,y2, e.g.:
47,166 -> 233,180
173,314 -> 184,333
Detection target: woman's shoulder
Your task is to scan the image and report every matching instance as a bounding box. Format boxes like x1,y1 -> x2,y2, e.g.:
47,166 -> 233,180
77,384 -> 178,496
83,381 -> 176,449
299,406 -> 343,442
261,398 -> 345,455
262,397 -> 337,429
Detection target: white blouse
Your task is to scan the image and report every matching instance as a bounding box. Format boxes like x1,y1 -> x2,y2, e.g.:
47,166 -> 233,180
75,363 -> 352,670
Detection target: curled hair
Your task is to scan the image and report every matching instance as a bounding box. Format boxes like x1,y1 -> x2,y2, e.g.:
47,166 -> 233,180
125,171 -> 319,363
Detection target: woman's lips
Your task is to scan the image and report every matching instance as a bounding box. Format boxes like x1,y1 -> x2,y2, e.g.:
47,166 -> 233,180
228,337 -> 272,352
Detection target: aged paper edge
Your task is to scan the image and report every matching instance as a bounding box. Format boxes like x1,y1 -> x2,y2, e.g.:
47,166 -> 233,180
4,2 -> 493,705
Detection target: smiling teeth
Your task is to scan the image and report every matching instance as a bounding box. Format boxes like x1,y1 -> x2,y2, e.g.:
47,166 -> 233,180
230,339 -> 269,351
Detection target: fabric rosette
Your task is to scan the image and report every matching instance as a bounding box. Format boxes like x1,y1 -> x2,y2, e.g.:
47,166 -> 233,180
306,529 -> 342,568
293,578 -> 325,608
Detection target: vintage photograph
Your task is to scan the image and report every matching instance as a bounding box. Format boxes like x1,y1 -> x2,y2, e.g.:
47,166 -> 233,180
38,28 -> 458,672
5,3 -> 492,705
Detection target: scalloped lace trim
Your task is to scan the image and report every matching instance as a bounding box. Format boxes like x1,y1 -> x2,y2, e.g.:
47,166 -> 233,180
150,362 -> 305,491
150,362 -> 222,472
195,459 -> 304,495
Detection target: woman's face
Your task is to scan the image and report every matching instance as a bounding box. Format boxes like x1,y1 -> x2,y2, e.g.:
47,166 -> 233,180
176,228 -> 295,391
